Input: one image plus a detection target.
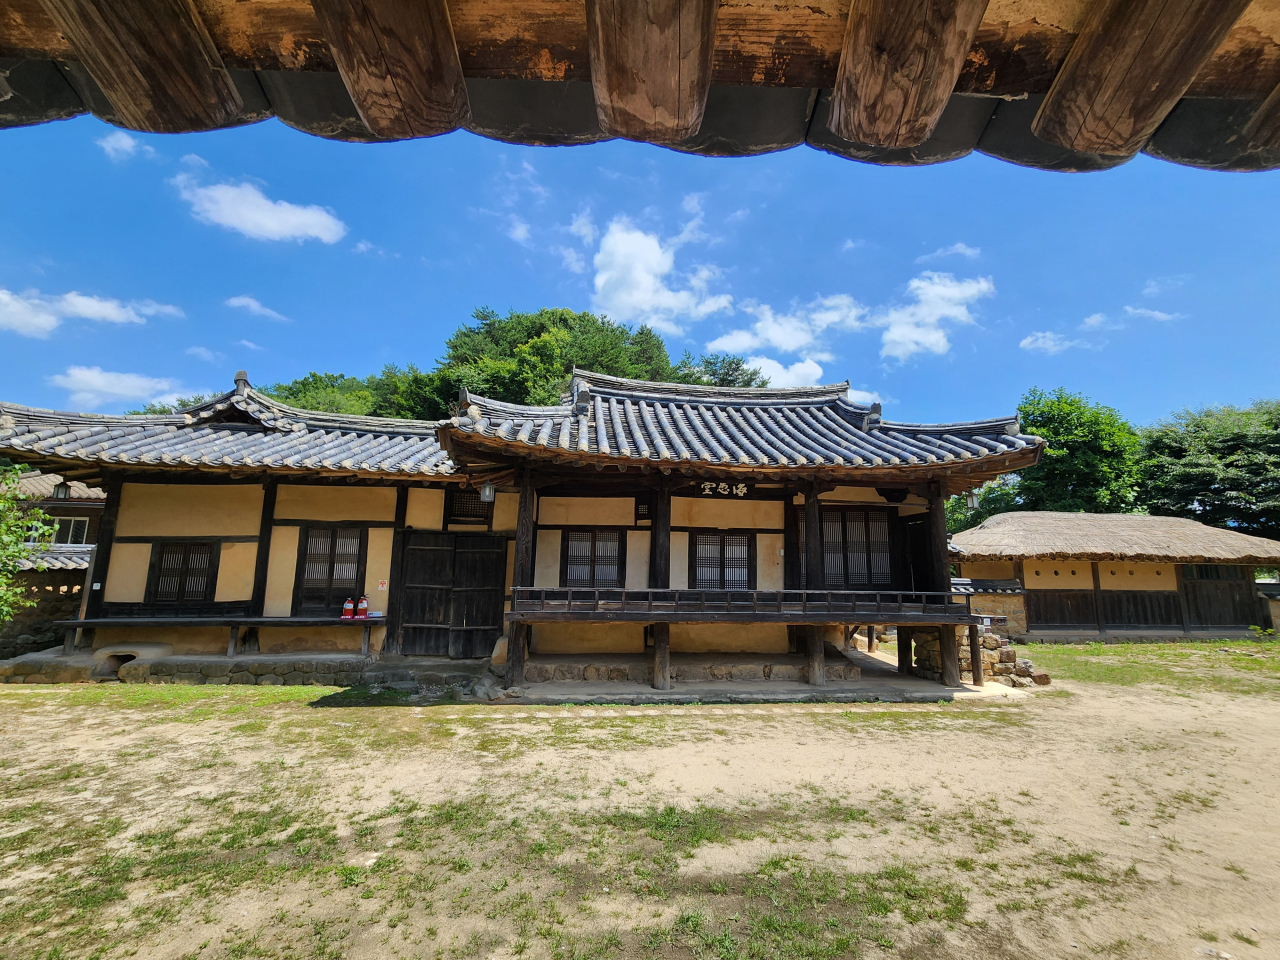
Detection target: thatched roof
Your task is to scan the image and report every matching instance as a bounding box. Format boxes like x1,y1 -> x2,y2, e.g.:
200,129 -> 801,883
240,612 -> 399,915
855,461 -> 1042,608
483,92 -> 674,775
952,512 -> 1280,565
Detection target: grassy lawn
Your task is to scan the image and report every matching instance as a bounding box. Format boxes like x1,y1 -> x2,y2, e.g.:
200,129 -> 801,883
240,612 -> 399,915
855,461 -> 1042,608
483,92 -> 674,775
1022,639 -> 1280,696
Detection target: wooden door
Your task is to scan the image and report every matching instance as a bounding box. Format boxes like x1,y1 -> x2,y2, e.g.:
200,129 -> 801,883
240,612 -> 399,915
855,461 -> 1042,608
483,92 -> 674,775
1185,580 -> 1257,629
399,533 -> 455,656
1025,590 -> 1097,630
448,535 -> 508,658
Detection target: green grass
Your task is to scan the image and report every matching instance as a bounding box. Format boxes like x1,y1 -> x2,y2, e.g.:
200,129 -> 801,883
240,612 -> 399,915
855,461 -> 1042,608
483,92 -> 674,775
1022,640 -> 1280,695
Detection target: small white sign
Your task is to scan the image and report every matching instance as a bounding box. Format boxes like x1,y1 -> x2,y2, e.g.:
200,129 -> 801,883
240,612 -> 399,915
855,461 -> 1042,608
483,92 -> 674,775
377,579 -> 388,591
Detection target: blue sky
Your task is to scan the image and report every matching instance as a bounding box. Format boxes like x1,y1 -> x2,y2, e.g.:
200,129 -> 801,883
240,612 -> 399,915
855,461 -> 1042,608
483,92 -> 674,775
2,113 -> 1278,427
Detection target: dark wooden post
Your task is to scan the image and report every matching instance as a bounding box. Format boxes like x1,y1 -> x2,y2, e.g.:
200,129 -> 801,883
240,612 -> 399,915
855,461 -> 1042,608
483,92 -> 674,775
897,626 -> 912,675
968,623 -> 984,686
939,627 -> 961,686
783,490 -> 801,589
249,479 -> 278,616
652,621 -> 671,690
383,485 -> 410,656
649,480 -> 671,589
84,473 -> 123,620
929,489 -> 959,686
807,625 -> 826,686
1174,563 -> 1192,635
226,625 -> 240,658
1091,561 -> 1106,638
867,625 -> 879,653
506,470 -> 536,687
804,481 -> 824,590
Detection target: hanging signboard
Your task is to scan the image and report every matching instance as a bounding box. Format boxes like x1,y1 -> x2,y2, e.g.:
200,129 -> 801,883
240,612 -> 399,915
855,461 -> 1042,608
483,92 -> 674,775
698,481 -> 750,498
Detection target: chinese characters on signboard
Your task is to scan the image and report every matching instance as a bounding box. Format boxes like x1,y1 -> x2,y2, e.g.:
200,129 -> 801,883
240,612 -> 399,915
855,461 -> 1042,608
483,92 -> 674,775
700,482 -> 749,497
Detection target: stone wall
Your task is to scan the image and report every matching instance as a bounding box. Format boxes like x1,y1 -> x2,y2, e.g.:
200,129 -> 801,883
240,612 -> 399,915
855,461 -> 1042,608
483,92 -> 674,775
0,570 -> 83,659
912,627 -> 1050,687
969,592 -> 1028,637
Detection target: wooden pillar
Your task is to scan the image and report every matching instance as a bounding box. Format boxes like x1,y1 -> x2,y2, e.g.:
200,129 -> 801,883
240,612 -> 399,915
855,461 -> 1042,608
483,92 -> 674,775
1174,564 -> 1192,635
649,481 -> 671,589
506,470 -> 536,687
939,626 -> 961,686
226,625 -> 240,658
968,623 -> 984,686
383,485 -> 409,655
249,479 -> 278,616
867,625 -> 879,653
783,491 -> 801,589
652,621 -> 671,690
804,482 -> 824,590
928,489 -> 950,592
84,474 -> 122,620
897,626 -> 912,675
807,626 -> 826,686
361,623 -> 371,657
1091,561 -> 1106,638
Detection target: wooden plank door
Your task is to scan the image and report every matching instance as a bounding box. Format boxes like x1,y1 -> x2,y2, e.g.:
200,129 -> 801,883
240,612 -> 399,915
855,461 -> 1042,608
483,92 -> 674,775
399,532 -> 455,656
449,535 -> 508,659
1184,581 -> 1258,629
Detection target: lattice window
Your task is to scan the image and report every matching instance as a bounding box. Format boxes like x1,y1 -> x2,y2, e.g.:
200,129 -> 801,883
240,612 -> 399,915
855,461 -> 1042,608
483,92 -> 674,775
151,541 -> 216,603
561,530 -> 623,588
693,532 -> 754,590
297,525 -> 367,614
799,508 -> 893,588
446,488 -> 493,525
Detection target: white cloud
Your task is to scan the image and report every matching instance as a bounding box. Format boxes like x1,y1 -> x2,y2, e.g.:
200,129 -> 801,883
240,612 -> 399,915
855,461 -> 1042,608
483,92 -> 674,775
0,288 -> 181,338
171,173 -> 347,244
1143,275 -> 1188,297
591,217 -> 732,334
725,208 -> 750,224
186,346 -> 222,363
916,242 -> 980,263
706,295 -> 866,356
682,194 -> 704,215
506,216 -> 532,244
848,388 -> 883,405
1125,305 -> 1182,321
236,339 -> 264,351
841,239 -> 868,253
873,272 -> 994,362
569,210 -> 598,246
1019,331 -> 1088,354
180,153 -> 209,167
353,240 -> 373,253
500,160 -> 547,206
556,246 -> 587,274
48,366 -> 177,410
225,295 -> 290,323
747,356 -> 826,388
97,131 -> 154,162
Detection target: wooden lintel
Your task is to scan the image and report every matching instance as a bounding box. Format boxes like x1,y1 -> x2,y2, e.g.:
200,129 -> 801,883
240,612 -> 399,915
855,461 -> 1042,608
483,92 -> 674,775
828,0 -> 990,148
310,0 -> 469,139
586,0 -> 718,142
1032,0 -> 1253,156
37,0 -> 241,133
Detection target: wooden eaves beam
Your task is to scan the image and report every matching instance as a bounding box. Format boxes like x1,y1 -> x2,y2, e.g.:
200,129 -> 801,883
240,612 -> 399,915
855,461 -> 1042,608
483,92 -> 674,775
1031,0 -> 1253,157
309,0 -> 470,139
586,0 -> 718,142
36,0 -> 242,133
828,0 -> 990,148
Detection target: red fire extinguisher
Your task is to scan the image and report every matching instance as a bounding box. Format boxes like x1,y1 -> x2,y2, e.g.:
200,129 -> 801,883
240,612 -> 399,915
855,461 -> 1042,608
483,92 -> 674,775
341,598 -> 355,619
355,596 -> 369,620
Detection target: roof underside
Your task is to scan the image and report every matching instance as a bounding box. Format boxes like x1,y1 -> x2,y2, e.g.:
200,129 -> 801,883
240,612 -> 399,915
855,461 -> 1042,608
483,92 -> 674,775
441,369 -> 1043,486
2,0 -> 1280,172
953,511 -> 1280,564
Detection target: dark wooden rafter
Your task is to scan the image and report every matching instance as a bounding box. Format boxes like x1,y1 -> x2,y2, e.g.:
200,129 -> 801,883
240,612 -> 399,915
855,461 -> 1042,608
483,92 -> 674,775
1243,80 -> 1280,152
586,0 -> 718,142
35,0 -> 242,132
828,0 -> 990,147
309,0 -> 469,139
1032,0 -> 1254,156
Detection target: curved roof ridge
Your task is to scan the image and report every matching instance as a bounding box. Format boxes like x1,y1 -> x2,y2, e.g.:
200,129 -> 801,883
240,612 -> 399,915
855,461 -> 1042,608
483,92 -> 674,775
569,368 -> 853,403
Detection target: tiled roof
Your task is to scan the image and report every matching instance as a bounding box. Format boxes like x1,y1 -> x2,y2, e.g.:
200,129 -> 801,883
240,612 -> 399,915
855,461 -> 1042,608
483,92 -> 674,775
951,577 -> 1024,595
17,544 -> 92,571
16,471 -> 105,500
0,377 -> 453,478
443,369 -> 1044,476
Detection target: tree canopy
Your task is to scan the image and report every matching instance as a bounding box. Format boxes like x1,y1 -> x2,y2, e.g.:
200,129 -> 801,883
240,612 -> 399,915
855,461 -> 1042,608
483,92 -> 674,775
1139,400 -> 1280,539
262,307 -> 768,420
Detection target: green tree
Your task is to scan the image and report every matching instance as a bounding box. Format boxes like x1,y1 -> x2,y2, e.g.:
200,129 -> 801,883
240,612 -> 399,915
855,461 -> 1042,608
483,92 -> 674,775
670,352 -> 771,388
1139,399 -> 1280,538
0,466 -> 50,623
126,393 -> 219,415
947,387 -> 1142,532
261,373 -> 377,416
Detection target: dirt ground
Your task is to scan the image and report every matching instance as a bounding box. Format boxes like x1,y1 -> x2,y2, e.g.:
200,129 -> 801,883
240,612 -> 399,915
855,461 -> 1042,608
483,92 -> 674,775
0,641 -> 1277,960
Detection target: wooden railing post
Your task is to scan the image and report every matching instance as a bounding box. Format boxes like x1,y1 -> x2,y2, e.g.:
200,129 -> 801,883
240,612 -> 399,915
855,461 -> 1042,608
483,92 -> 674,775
506,470 -> 536,688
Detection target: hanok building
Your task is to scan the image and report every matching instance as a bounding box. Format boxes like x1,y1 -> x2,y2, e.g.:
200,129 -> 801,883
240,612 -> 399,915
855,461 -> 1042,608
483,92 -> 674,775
0,370 -> 1044,689
952,512 -> 1280,640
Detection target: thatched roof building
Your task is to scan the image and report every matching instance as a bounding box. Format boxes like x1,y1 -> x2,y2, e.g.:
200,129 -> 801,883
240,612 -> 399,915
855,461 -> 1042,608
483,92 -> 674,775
953,512 -> 1280,565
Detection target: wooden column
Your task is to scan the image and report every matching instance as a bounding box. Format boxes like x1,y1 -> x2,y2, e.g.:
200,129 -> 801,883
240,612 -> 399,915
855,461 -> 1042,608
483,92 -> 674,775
804,482 -> 824,590
652,621 -> 671,690
829,0 -> 990,147
649,481 -> 671,589
310,0 -> 470,139
897,626 -> 912,675
37,0 -> 243,132
867,625 -> 879,653
1031,0 -> 1253,156
806,626 -> 826,686
249,479 -> 278,616
226,625 -> 240,658
506,471 -> 536,688
968,623 -> 984,686
586,0 -> 718,142
383,485 -> 409,655
939,627 -> 961,686
928,490 -> 951,592
1174,563 -> 1192,635
83,474 -> 122,620
783,491 -> 801,589
1091,561 -> 1107,638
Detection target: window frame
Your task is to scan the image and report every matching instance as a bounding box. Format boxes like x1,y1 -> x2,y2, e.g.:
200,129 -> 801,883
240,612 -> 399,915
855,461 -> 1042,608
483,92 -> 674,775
48,516 -> 90,545
144,539 -> 221,605
688,529 -> 757,591
798,506 -> 895,589
291,523 -> 370,616
558,527 -> 628,589
444,487 -> 494,527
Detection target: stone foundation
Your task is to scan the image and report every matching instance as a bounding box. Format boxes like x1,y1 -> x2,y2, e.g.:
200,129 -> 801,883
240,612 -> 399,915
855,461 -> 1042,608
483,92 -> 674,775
522,654 -> 860,685
912,628 -> 1050,687
0,569 -> 84,659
